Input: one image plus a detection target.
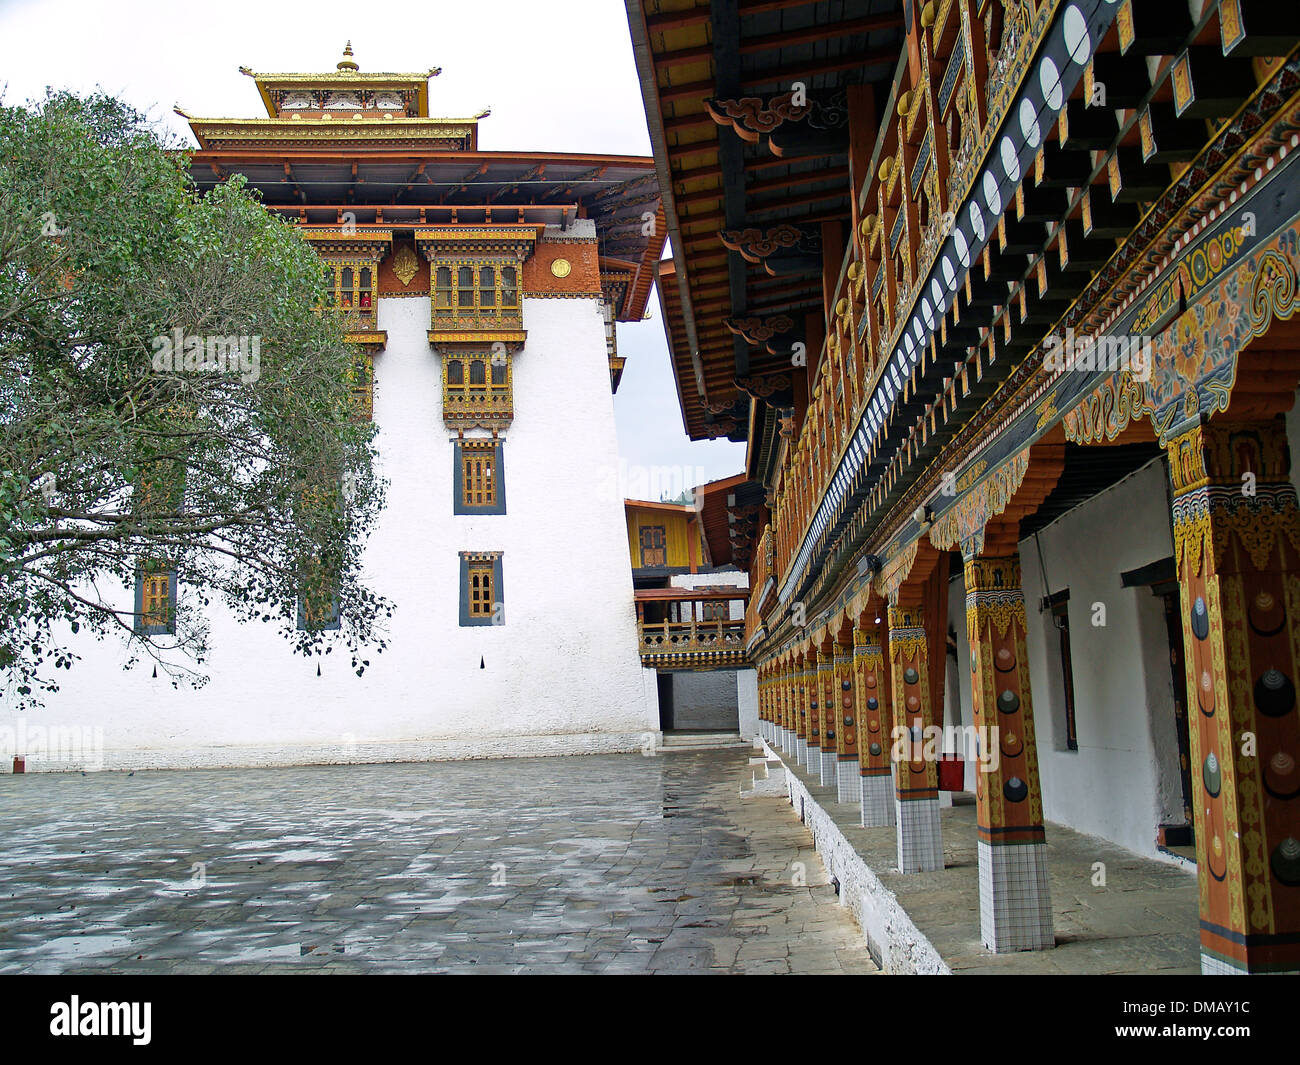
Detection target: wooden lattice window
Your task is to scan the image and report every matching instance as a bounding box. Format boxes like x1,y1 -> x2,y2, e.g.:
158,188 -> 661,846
459,551 -> 503,626
458,266 -> 475,310
350,353 -> 373,421
468,563 -> 494,619
500,266 -> 518,311
639,525 -> 667,567
135,562 -> 176,635
701,599 -> 729,622
444,353 -> 511,400
328,262 -> 375,328
435,266 -> 454,318
300,590 -> 339,631
297,557 -> 341,632
433,260 -> 518,323
462,442 -> 495,507
453,441 -> 505,515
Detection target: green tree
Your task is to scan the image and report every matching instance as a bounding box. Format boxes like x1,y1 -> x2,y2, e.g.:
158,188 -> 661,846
0,90 -> 391,707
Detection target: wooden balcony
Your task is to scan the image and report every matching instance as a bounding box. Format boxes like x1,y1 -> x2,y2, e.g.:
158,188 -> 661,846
427,310 -> 525,347
442,387 -> 512,428
635,588 -> 750,670
337,308 -> 386,350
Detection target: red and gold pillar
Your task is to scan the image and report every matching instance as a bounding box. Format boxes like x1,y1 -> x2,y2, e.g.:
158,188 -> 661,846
855,612 -> 894,826
1166,418 -> 1300,974
816,642 -> 837,787
965,547 -> 1053,951
790,650 -> 800,764
779,660 -> 793,750
834,633 -> 860,804
887,598 -> 943,872
806,645 -> 823,773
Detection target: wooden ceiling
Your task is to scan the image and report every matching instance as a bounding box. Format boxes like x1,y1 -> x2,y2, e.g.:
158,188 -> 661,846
628,0 -> 906,438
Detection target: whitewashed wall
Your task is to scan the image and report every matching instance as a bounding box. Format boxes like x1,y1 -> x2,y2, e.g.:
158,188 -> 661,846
941,459 -> 1181,859
1,271 -> 657,770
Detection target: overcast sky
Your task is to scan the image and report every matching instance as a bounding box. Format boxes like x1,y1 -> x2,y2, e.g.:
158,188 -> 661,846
0,0 -> 746,489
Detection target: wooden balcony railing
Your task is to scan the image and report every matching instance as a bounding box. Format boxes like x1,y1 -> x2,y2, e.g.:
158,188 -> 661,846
635,588 -> 750,669
442,387 -> 513,428
339,307 -> 380,334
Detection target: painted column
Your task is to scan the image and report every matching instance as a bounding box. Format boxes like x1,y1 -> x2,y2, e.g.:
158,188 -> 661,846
786,661 -> 796,750
774,663 -> 785,743
855,619 -> 895,826
888,601 -> 943,872
817,646 -> 837,787
834,637 -> 859,804
790,657 -> 800,764
1166,418 -> 1300,975
806,648 -> 823,772
965,551 -> 1054,952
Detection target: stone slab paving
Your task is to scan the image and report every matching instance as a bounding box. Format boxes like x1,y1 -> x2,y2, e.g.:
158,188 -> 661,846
779,754 -> 1200,974
0,750 -> 877,975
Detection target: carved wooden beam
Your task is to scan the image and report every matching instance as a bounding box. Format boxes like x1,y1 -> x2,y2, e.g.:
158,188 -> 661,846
734,373 -> 794,401
718,224 -> 821,276
723,314 -> 794,345
705,90 -> 850,157
704,92 -> 809,143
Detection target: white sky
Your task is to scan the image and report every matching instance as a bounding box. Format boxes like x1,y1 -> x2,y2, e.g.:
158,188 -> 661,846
0,0 -> 746,488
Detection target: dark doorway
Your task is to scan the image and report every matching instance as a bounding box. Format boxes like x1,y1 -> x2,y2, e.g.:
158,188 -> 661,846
657,672 -> 674,731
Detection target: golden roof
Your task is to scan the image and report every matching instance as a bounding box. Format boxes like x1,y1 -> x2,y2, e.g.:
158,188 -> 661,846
236,43 -> 443,118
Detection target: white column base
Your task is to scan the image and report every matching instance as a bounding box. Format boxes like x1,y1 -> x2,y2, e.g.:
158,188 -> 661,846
895,797 -> 942,873
977,839 -> 1054,952
860,774 -> 894,827
819,748 -> 836,787
836,759 -> 858,804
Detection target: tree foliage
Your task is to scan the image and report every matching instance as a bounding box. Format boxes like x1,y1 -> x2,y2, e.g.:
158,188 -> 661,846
0,90 -> 391,707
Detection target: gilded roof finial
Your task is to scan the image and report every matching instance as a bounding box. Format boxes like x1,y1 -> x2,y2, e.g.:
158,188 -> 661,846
337,41 -> 358,73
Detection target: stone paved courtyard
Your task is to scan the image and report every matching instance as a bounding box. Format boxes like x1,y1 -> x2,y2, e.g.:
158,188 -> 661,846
0,749 -> 877,974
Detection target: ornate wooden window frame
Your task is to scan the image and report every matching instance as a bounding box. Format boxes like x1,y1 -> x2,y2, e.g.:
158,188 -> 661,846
639,525 -> 667,568
441,350 -> 513,430
453,439 -> 506,515
459,551 -> 504,627
350,352 -> 374,422
134,561 -> 177,636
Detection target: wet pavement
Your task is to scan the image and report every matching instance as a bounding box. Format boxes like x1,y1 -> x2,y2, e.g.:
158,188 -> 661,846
0,749 -> 877,974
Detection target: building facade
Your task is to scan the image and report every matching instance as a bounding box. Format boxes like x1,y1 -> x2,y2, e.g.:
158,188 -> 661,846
626,480 -> 758,735
2,48 -> 669,768
629,0 -> 1300,974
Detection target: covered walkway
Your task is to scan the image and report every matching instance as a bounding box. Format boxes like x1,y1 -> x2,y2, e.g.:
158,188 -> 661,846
765,739 -> 1199,975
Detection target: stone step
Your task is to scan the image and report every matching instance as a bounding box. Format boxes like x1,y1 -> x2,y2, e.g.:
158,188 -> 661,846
658,732 -> 748,752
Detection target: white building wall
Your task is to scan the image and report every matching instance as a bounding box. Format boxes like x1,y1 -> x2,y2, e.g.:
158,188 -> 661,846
1014,459 -> 1178,860
1,274 -> 657,770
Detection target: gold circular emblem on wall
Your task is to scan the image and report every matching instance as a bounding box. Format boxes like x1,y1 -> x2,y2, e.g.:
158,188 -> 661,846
550,258 -> 572,278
